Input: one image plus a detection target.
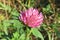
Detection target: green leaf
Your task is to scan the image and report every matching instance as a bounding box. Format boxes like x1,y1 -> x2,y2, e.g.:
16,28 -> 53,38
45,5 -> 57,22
3,20 -> 11,35
42,4 -> 53,13
19,33 -> 25,40
11,9 -> 19,17
11,32 -> 20,40
11,16 -> 18,19
32,28 -> 44,40
0,2 -> 19,17
11,38 -> 15,40
3,20 -> 11,27
54,28 -> 60,38
9,20 -> 24,28
46,4 -> 51,11
0,2 -> 11,12
13,32 -> 19,38
42,8 -> 47,12
1,39 -> 7,40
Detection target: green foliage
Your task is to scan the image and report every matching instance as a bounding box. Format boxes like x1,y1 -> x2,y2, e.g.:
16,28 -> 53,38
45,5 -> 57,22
11,9 -> 19,17
0,2 -> 24,40
25,0 -> 35,8
32,28 -> 44,40
12,32 -> 19,40
0,0 -> 60,40
10,20 -> 24,28
0,2 -> 11,12
19,33 -> 25,40
3,20 -> 11,27
42,4 -> 53,13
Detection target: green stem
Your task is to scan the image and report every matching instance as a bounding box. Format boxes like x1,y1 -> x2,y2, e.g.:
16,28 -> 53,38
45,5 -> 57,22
43,27 -> 52,40
47,32 -> 52,40
52,33 -> 54,40
17,0 -> 26,10
0,20 -> 2,30
28,0 -> 30,8
0,20 -> 1,26
26,28 -> 33,40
